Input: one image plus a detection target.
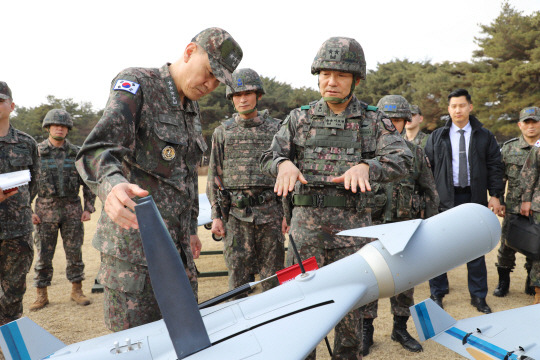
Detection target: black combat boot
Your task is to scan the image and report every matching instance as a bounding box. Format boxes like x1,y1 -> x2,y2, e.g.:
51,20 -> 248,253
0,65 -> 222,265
362,318 -> 374,356
493,267 -> 511,297
391,315 -> 423,352
525,268 -> 535,296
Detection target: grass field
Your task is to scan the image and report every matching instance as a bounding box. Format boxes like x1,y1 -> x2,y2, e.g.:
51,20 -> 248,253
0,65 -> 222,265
0,176 -> 534,360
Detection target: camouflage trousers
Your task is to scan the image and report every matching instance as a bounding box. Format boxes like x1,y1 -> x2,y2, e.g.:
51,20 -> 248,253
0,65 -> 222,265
223,215 -> 285,293
529,212 -> 540,288
363,288 -> 414,319
98,253 -> 198,332
290,206 -> 372,360
33,220 -> 85,287
0,233 -> 33,323
496,213 -> 533,271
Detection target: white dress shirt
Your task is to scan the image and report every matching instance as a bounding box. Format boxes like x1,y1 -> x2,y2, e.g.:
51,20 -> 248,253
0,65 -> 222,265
450,121 -> 472,187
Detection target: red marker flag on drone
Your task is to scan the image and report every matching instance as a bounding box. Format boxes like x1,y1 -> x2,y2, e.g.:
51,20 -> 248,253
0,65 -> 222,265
198,257 -> 319,309
276,257 -> 319,284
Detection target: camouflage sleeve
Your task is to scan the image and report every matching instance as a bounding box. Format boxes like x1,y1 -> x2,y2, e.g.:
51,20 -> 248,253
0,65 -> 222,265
28,136 -> 40,202
521,147 -> 539,203
500,146 -> 508,204
364,114 -> 413,183
206,126 -> 225,219
282,193 -> 293,226
81,180 -> 96,213
191,178 -> 198,236
486,132 -> 504,197
416,147 -> 439,218
75,72 -> 142,202
260,111 -> 299,178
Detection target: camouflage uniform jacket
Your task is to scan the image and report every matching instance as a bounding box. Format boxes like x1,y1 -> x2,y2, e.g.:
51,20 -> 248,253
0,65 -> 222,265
501,136 -> 534,214
36,139 -> 95,221
521,143 -> 540,212
0,125 -> 39,240
76,64 -> 207,266
403,131 -> 428,148
260,96 -> 413,198
379,140 -> 439,222
207,110 -> 282,224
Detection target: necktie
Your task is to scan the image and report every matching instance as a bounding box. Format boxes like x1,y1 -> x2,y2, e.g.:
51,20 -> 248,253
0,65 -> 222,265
458,129 -> 468,187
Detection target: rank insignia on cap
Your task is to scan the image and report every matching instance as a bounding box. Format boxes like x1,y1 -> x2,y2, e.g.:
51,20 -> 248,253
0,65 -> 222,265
535,140 -> 540,148
162,145 -> 176,161
114,80 -> 140,95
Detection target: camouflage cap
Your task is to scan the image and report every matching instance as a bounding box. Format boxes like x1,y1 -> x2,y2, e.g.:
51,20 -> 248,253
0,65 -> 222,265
42,109 -> 73,129
410,104 -> 422,115
519,106 -> 540,122
377,95 -> 412,121
0,81 -> 12,100
192,27 -> 243,88
226,68 -> 265,99
311,37 -> 366,79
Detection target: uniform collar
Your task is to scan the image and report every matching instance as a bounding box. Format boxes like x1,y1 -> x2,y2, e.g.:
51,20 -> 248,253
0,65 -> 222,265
46,138 -> 69,150
234,110 -> 267,128
160,63 -> 196,113
518,135 -> 534,149
0,125 -> 18,143
312,95 -> 364,118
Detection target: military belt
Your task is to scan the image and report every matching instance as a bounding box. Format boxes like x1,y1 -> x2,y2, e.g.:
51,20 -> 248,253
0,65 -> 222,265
292,194 -> 355,208
231,190 -> 278,209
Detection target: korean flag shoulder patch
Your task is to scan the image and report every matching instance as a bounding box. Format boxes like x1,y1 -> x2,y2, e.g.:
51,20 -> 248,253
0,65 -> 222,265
535,139 -> 540,148
114,79 -> 140,95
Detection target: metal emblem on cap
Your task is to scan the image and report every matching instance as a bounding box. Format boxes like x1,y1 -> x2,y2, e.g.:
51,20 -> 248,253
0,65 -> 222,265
162,146 -> 176,161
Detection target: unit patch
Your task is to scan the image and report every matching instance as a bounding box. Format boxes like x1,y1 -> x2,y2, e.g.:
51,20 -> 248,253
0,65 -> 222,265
381,118 -> 396,132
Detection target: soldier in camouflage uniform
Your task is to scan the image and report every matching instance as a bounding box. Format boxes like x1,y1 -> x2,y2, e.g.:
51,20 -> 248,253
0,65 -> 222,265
207,68 -> 285,294
403,105 -> 429,148
0,81 -> 40,325
76,28 -> 243,332
493,107 -> 540,298
261,38 -> 413,360
519,107 -> 540,305
29,109 -> 96,311
362,95 -> 439,356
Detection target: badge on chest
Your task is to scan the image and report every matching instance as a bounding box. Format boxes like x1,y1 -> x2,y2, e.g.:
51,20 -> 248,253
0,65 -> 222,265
162,146 -> 176,161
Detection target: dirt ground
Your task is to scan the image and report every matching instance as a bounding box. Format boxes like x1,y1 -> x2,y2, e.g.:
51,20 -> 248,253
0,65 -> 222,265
0,176 -> 534,360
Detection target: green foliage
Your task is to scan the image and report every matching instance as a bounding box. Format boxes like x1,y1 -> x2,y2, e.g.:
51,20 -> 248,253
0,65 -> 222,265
10,96 -> 101,145
352,1 -> 540,139
472,1 -> 540,138
10,2 -> 540,145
